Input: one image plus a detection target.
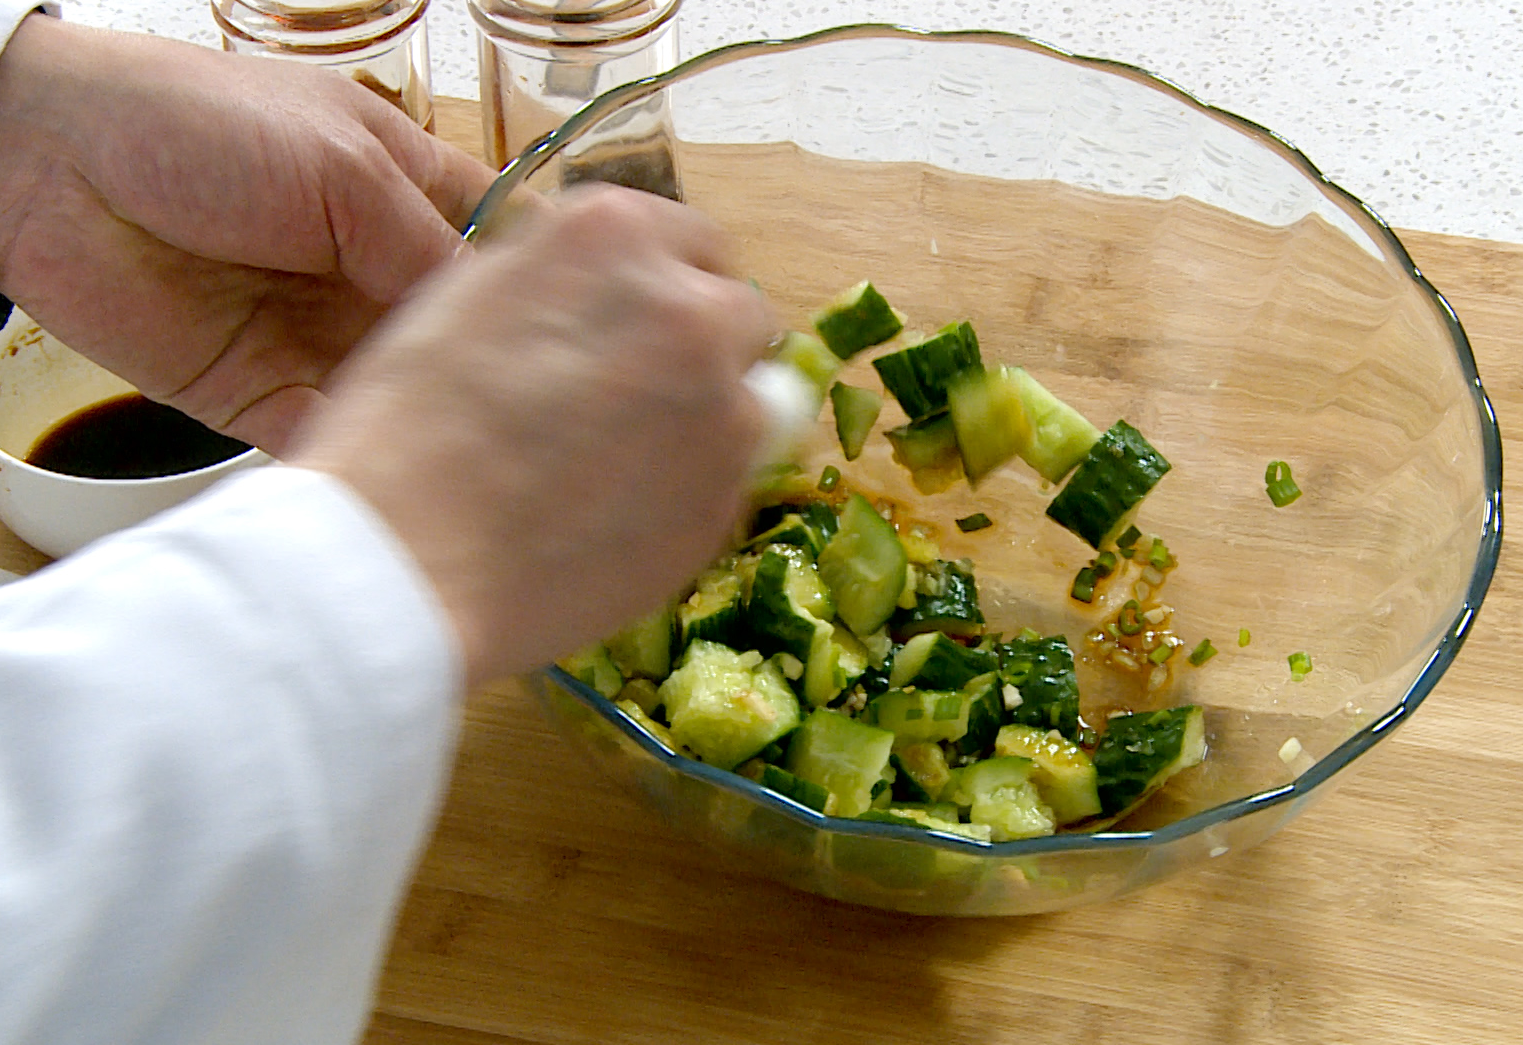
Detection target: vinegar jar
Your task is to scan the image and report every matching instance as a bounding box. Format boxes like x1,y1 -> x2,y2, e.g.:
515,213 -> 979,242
212,1 -> 435,130
468,0 -> 682,194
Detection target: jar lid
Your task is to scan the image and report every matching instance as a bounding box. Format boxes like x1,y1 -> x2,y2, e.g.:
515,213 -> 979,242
470,0 -> 681,47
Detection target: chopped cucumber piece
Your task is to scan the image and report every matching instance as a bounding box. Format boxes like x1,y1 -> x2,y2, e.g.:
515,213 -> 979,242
887,630 -> 999,690
759,762 -> 831,813
885,412 -> 965,494
954,671 -> 1003,758
890,558 -> 985,641
615,698 -> 680,753
605,606 -> 674,682
947,367 -> 1032,484
784,707 -> 896,817
812,281 -> 904,360
994,724 -> 1102,825
888,801 -> 962,825
1002,367 -> 1103,483
773,330 -> 840,407
615,677 -> 662,716
946,756 -> 1055,841
816,493 -> 908,638
676,564 -> 744,651
559,642 -> 623,699
1046,420 -> 1172,548
1093,705 -> 1207,817
830,382 -> 883,461
996,634 -> 1081,741
867,687 -> 972,745
870,322 -> 983,420
744,512 -> 828,559
658,640 -> 803,771
802,620 -> 870,707
746,546 -> 833,660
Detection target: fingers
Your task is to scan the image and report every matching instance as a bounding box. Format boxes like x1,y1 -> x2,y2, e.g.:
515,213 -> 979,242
354,94 -> 499,231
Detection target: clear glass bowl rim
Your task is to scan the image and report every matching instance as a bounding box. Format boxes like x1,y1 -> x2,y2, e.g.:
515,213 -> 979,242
471,23 -> 1505,858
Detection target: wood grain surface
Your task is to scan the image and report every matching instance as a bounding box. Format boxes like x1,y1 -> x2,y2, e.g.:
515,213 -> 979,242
4,96 -> 1519,1044
368,99 -> 1523,1045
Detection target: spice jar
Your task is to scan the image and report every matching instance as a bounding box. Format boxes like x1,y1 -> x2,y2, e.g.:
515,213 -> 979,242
468,0 -> 682,195
212,1 -> 435,130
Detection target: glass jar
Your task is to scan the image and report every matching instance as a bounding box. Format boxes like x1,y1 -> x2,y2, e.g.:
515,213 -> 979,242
212,1 -> 435,131
469,0 -> 682,195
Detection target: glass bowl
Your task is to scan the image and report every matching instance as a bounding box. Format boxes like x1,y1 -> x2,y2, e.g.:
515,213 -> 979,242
466,25 -> 1502,915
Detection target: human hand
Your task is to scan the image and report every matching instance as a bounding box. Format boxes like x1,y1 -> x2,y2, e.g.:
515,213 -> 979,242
0,16 -> 497,454
292,186 -> 776,688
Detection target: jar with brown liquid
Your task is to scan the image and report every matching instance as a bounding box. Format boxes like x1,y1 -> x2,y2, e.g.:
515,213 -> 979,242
212,1 -> 435,131
469,0 -> 681,195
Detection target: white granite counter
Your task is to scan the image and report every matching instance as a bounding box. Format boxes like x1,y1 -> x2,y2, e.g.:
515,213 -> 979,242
62,1 -> 1523,244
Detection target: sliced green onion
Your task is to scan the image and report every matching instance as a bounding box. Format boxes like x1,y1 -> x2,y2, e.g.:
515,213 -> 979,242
1265,460 -> 1302,507
817,465 -> 841,492
1148,643 -> 1176,665
1092,550 -> 1118,578
1188,639 -> 1218,666
1070,566 -> 1098,604
1288,651 -> 1313,679
956,512 -> 993,533
1147,537 -> 1172,569
1116,524 -> 1142,550
1238,628 -> 1251,647
1117,599 -> 1143,636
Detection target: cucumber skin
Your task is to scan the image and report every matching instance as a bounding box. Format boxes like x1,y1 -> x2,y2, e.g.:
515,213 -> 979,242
1093,706 -> 1206,816
889,558 -> 985,641
785,707 -> 896,818
813,282 -> 904,360
871,322 -> 983,420
816,494 -> 908,639
888,631 -> 999,690
1045,420 -> 1172,548
885,413 -> 966,495
996,635 -> 1081,742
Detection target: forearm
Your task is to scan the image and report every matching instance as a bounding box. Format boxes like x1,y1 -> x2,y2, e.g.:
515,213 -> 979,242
0,467 -> 463,1044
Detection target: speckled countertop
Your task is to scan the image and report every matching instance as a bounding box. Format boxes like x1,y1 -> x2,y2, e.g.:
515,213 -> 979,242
62,1 -> 1523,244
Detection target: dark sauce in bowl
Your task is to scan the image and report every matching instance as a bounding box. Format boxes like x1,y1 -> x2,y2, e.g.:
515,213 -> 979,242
25,393 -> 252,480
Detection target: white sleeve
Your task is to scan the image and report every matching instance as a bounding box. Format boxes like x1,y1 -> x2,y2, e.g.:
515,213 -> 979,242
0,466 -> 464,1045
0,3 -> 60,54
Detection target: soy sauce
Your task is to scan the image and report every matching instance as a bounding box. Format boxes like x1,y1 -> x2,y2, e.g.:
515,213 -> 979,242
25,393 -> 251,480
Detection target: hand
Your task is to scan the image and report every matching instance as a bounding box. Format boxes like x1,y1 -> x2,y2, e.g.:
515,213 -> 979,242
0,16 -> 497,454
292,186 -> 776,687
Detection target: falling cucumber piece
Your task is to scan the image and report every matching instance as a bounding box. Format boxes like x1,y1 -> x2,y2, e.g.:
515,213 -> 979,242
885,412 -> 965,494
946,367 -> 1031,484
1092,705 -> 1207,817
870,321 -> 983,420
816,493 -> 908,638
772,330 -> 840,410
829,381 -> 883,461
812,281 -> 904,360
1002,367 -> 1102,484
1046,420 -> 1172,548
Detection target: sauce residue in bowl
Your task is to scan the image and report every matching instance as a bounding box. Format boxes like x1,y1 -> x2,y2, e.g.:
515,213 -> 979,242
24,393 -> 252,480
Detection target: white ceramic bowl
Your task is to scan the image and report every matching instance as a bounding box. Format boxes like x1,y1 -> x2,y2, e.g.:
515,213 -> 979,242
0,311 -> 269,559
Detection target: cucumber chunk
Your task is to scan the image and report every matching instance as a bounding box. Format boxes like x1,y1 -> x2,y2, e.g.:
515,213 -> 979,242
870,321 -> 983,420
890,558 -> 985,641
1046,419 -> 1172,548
1093,706 -> 1207,817
759,762 -> 831,813
946,756 -> 1055,841
812,281 -> 904,360
658,641 -> 803,771
994,724 -> 1103,825
830,382 -> 884,461
745,512 -> 828,559
816,493 -> 908,638
676,564 -> 744,650
885,412 -> 965,495
746,546 -> 833,661
784,707 -> 896,817
887,630 -> 999,690
1003,367 -> 1103,483
867,687 -> 972,745
996,634 -> 1081,741
803,621 -> 870,708
605,605 -> 674,682
857,807 -> 992,842
615,698 -> 681,753
947,366 -> 1032,484
954,671 -> 1003,758
559,642 -> 623,699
